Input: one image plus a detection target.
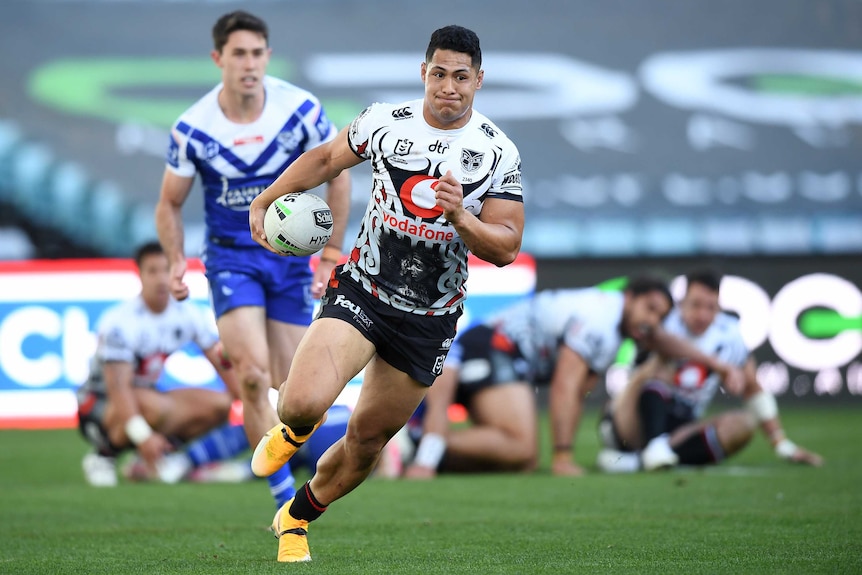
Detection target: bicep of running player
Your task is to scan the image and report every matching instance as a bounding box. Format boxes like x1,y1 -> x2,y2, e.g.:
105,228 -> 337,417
255,127 -> 362,209
446,194 -> 523,267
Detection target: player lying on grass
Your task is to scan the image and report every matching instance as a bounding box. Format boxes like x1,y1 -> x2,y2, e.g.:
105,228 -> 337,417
597,269 -> 824,473
403,276 -> 745,478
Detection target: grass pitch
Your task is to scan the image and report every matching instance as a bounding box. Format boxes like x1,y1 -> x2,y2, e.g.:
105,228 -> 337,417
1,406 -> 860,574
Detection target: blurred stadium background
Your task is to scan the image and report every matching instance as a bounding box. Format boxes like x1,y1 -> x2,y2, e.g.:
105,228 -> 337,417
0,0 -> 860,425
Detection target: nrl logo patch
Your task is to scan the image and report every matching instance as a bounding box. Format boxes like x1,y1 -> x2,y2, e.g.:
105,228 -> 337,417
395,139 -> 414,155
460,149 -> 484,173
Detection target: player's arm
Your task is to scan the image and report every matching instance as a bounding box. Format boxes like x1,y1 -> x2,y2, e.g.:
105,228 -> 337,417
202,341 -> 241,400
549,345 -> 596,477
404,365 -> 460,479
436,183 -> 523,267
155,170 -> 195,300
645,327 -> 745,395
312,168 -> 352,298
250,127 -> 363,253
741,358 -> 824,467
103,361 -> 172,470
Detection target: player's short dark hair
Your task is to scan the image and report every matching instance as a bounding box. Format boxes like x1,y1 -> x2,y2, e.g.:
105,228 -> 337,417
212,10 -> 269,53
625,275 -> 673,310
426,25 -> 482,69
134,241 -> 164,268
685,268 -> 722,294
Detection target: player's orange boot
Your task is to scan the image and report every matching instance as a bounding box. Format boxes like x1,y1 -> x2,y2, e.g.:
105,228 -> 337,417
272,499 -> 311,562
251,414 -> 327,477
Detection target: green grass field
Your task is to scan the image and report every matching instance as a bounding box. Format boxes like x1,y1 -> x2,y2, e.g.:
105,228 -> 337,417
1,406 -> 860,575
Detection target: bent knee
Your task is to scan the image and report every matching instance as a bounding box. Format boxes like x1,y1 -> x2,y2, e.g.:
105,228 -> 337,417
236,363 -> 271,397
277,396 -> 328,426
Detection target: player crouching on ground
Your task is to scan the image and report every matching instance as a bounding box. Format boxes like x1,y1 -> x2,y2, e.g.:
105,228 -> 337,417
77,242 -> 243,486
597,269 -> 824,473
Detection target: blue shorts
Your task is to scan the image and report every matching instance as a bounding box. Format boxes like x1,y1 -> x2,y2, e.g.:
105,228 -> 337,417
203,241 -> 314,325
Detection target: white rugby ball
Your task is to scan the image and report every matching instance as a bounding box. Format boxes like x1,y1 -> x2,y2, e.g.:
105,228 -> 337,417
263,193 -> 333,256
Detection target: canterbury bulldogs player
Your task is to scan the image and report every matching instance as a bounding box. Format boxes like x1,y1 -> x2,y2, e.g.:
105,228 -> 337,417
598,269 -> 823,473
247,25 -> 523,562
155,11 -> 351,509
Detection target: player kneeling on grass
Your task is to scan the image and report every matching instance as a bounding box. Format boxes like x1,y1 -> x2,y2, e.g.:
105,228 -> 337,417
77,242 -> 250,487
597,269 -> 824,474
404,276 -> 745,478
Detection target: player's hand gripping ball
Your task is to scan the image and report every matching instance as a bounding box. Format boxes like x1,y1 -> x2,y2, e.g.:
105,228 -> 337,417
263,193 -> 333,256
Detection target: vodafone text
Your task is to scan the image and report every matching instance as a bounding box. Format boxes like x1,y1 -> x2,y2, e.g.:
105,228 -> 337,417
381,212 -> 454,242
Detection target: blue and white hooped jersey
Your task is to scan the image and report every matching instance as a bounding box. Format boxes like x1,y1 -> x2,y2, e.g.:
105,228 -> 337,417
345,99 -> 522,316
662,309 -> 750,417
488,288 -> 626,383
166,76 -> 337,248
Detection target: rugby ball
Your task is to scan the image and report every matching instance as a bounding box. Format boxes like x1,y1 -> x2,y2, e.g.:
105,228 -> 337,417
263,193 -> 333,256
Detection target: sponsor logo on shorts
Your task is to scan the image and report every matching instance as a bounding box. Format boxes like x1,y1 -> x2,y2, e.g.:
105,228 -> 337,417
432,354 -> 447,376
440,338 -> 453,350
334,294 -> 373,330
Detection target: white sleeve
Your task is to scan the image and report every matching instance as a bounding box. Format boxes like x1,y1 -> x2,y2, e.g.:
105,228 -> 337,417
489,144 -> 523,201
346,104 -> 378,159
165,121 -> 197,178
96,311 -> 136,364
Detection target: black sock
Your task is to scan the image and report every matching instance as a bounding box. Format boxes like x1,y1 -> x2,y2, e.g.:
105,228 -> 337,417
289,482 -> 328,522
289,424 -> 315,437
673,425 -> 724,465
638,387 -> 669,443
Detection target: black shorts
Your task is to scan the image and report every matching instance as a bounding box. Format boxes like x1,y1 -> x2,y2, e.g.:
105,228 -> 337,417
450,324 -> 530,406
317,267 -> 461,386
599,381 -> 697,451
76,388 -> 123,457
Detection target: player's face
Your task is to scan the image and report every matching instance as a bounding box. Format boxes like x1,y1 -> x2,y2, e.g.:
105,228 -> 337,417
624,291 -> 672,341
212,30 -> 270,97
138,253 -> 171,312
680,282 -> 720,336
421,49 -> 483,129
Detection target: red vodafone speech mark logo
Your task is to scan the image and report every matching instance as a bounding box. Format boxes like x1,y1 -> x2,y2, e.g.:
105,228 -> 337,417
400,175 -> 444,219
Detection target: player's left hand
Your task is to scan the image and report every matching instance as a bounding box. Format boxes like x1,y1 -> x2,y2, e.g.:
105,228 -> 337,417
434,170 -> 465,224
403,464 -> 437,480
312,259 -> 336,299
789,445 -> 824,467
551,459 -> 586,477
248,198 -> 279,254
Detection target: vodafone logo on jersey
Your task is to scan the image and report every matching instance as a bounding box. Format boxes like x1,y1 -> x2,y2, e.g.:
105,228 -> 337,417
675,361 -> 710,389
400,175 -> 444,219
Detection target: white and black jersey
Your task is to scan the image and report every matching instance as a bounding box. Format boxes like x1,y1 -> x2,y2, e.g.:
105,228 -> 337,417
662,309 -> 749,417
345,99 -> 522,316
488,288 -> 627,383
81,297 -> 220,394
